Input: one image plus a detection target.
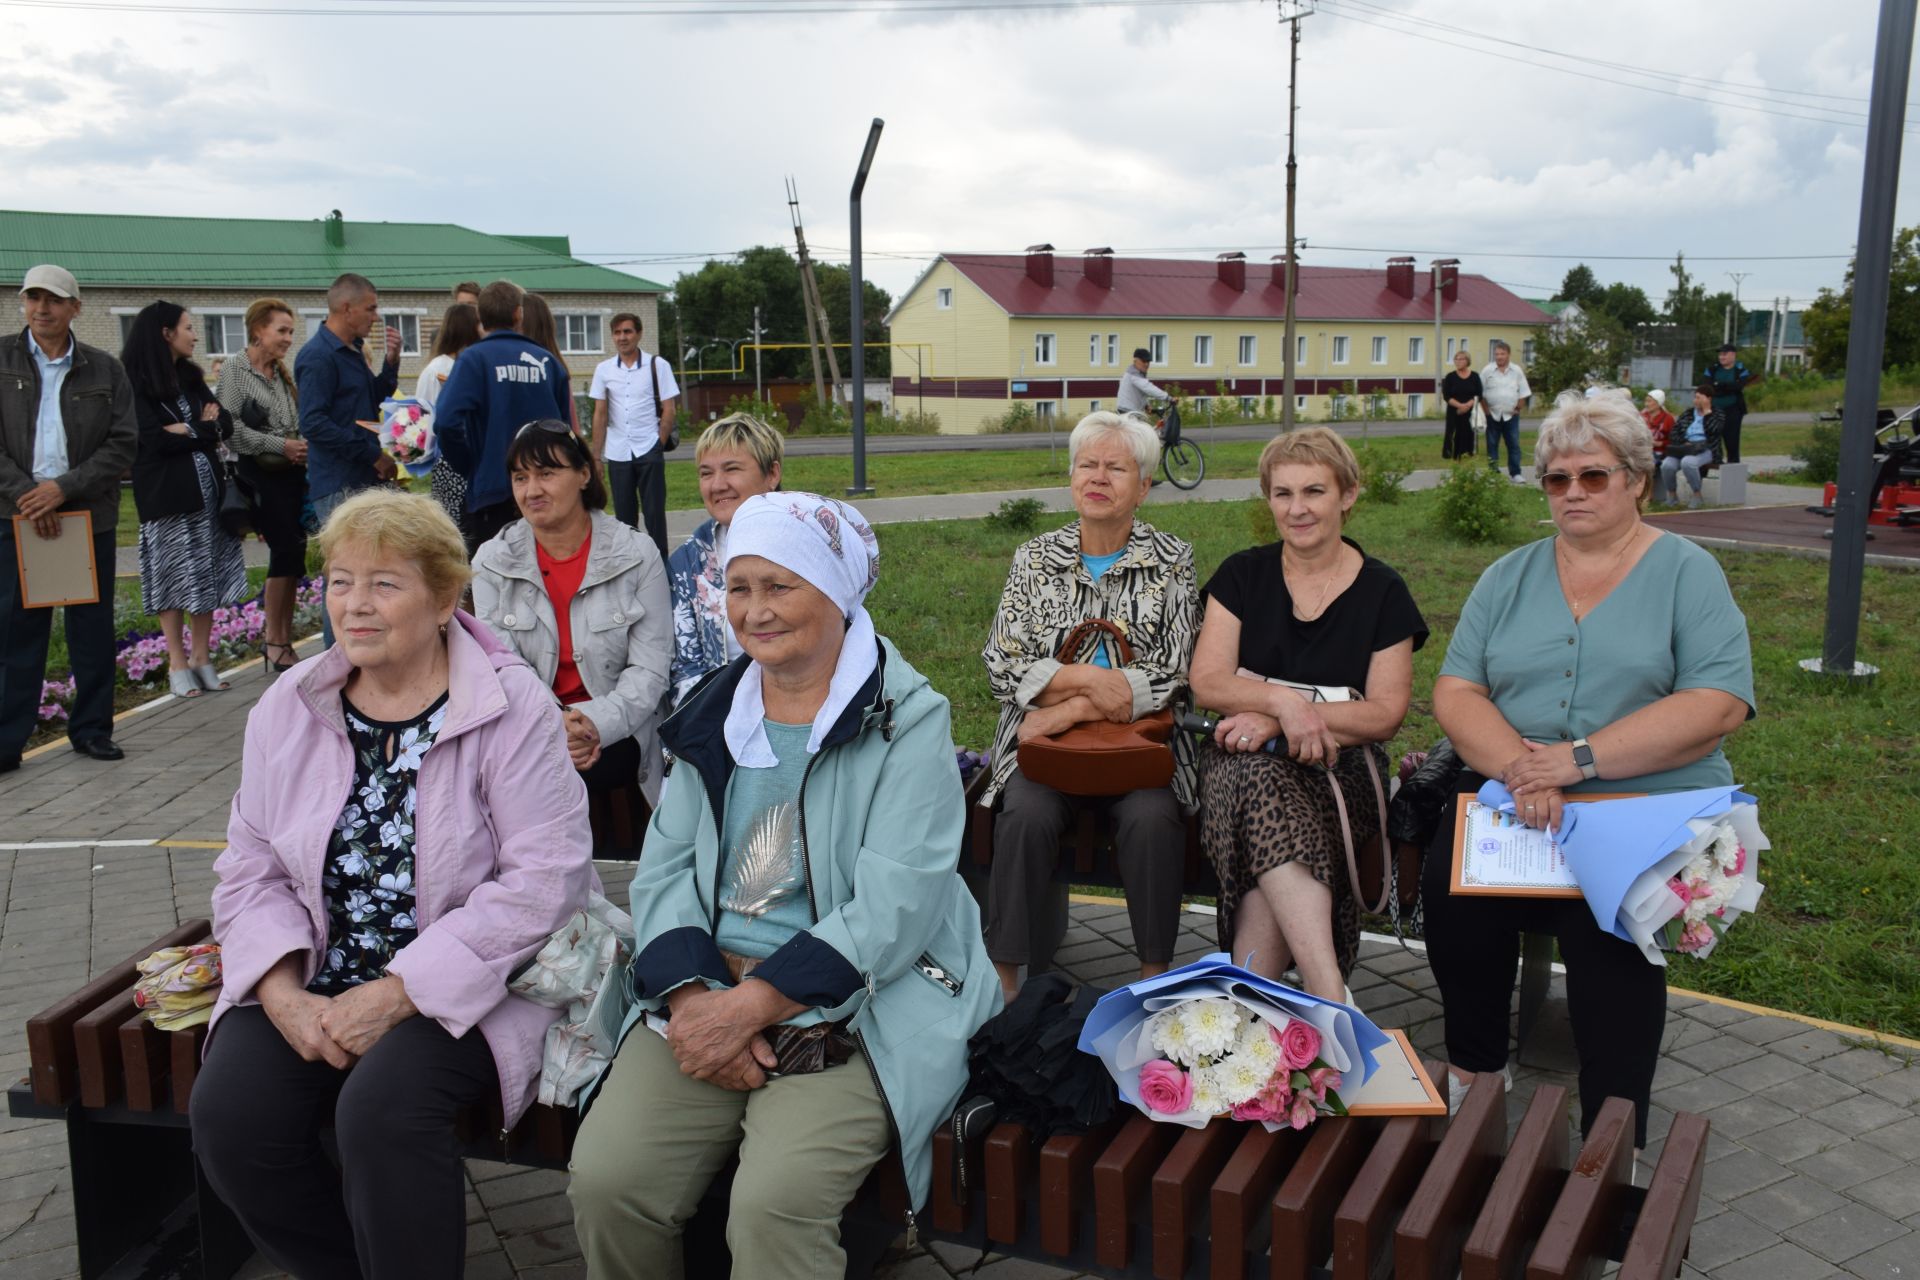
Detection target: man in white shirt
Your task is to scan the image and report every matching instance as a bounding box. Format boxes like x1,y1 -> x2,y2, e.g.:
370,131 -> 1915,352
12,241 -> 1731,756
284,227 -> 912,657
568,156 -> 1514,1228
1479,341 -> 1532,482
589,312 -> 679,556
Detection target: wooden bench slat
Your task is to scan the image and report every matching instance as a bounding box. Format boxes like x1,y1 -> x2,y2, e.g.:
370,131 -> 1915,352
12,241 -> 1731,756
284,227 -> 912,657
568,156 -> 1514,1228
1270,1116 -> 1382,1280
1211,1125 -> 1308,1280
169,1025 -> 205,1116
116,1006 -> 167,1113
984,1122 -> 1033,1245
1038,1119 -> 1121,1257
1618,1112 -> 1709,1280
1525,1096 -> 1635,1280
76,993 -> 141,1109
1463,1085 -> 1571,1280
1331,1111 -> 1442,1280
1395,1069 -> 1509,1280
1151,1119 -> 1242,1280
1093,1114 -> 1180,1271
27,919 -> 209,1107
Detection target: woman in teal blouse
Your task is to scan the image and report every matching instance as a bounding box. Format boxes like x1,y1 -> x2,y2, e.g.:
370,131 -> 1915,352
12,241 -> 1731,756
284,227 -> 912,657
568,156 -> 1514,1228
1425,392 -> 1754,1152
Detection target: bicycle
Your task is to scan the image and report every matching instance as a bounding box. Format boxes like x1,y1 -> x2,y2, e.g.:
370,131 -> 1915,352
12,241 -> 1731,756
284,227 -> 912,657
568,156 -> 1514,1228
1153,398 -> 1206,489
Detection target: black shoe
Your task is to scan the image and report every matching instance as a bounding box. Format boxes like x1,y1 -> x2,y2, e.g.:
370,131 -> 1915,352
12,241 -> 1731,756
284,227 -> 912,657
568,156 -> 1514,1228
0,757 -> 19,774
71,739 -> 125,762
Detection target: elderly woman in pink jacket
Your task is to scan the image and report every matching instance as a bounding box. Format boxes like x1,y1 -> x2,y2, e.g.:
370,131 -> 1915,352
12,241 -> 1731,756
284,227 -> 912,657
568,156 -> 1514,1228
189,489 -> 593,1280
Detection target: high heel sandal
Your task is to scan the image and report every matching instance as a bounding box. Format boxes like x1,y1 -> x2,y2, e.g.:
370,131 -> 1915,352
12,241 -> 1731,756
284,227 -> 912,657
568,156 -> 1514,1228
191,664 -> 230,693
262,642 -> 298,674
168,669 -> 203,700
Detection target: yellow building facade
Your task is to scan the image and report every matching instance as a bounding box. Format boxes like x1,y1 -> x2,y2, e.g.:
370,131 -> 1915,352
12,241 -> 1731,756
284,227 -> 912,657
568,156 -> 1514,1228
886,250 -> 1549,434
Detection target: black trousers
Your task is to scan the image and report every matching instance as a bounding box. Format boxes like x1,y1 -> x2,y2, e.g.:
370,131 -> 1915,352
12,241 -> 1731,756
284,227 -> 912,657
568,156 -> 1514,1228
1420,788 -> 1666,1146
608,448 -> 668,559
1441,414 -> 1476,460
985,768 -> 1185,969
190,1004 -> 498,1280
1721,404 -> 1745,463
0,523 -> 117,759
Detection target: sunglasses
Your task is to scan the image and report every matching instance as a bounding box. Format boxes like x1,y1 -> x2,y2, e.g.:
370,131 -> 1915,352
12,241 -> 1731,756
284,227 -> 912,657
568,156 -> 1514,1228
1539,464 -> 1629,496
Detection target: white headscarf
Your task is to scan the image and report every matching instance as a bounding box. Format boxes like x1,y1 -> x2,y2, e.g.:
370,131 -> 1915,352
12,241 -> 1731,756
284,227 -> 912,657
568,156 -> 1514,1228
721,491 -> 881,767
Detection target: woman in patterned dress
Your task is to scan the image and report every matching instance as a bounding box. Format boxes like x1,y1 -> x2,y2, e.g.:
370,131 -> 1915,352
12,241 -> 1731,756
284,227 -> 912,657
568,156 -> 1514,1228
413,301 -> 480,527
123,302 -> 250,699
190,490 -> 592,1278
1187,428 -> 1427,1000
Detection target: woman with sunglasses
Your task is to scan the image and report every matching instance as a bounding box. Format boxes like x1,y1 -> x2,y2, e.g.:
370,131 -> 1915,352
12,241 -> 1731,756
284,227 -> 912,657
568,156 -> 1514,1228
1423,391 -> 1753,1160
471,419 -> 671,827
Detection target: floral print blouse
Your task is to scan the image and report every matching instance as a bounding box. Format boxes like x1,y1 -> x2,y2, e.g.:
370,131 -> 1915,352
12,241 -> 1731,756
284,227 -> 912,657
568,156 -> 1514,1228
308,693 -> 448,995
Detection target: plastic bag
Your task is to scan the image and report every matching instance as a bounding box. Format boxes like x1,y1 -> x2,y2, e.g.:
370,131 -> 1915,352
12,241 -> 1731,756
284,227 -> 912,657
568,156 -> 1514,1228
509,892 -> 633,1107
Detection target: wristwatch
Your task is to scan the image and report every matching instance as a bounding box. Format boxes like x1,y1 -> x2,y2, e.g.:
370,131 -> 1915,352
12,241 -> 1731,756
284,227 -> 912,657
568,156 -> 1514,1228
1571,738 -> 1598,781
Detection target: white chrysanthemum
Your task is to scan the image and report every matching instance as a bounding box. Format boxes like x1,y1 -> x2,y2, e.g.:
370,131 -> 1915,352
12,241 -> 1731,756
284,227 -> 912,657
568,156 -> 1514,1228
1150,1011 -> 1194,1065
1190,1072 -> 1226,1116
1216,1054 -> 1270,1106
1236,1022 -> 1281,1072
1178,999 -> 1243,1060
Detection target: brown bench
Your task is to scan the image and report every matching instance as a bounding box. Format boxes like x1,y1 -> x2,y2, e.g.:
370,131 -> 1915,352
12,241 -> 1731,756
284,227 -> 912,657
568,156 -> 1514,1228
11,920 -> 909,1280
927,1064 -> 1708,1279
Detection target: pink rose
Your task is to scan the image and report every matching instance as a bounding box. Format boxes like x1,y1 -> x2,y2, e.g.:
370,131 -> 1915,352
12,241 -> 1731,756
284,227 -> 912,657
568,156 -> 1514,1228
1138,1060 -> 1193,1115
1273,1019 -> 1322,1071
1231,1095 -> 1280,1123
1286,1090 -> 1320,1130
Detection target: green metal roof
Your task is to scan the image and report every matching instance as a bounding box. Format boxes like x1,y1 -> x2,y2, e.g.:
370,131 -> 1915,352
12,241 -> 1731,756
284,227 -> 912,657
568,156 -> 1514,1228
0,210 -> 663,294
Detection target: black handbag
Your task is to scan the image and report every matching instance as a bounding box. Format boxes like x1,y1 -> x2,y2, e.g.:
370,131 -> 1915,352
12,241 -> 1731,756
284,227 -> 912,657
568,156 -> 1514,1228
216,462 -> 260,539
652,354 -> 679,452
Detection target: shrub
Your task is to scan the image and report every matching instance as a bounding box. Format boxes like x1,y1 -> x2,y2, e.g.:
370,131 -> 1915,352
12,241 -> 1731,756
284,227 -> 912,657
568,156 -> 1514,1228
889,408 -> 942,434
984,497 -> 1048,533
795,399 -> 851,435
1355,445 -> 1410,505
722,393 -> 786,426
1434,462 -> 1514,543
1792,422 -> 1843,484
982,403 -> 1037,434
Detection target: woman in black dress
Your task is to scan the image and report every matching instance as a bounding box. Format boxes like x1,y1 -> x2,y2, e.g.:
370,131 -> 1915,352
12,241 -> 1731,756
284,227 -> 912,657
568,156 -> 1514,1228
1441,349 -> 1483,460
1187,428 -> 1427,998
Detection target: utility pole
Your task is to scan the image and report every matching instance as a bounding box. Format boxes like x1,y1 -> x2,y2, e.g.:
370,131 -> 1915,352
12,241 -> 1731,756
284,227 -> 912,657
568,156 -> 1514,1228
1726,272 -> 1750,349
752,304 -> 764,403
1432,259 -> 1457,409
1764,297 -> 1780,375
787,177 -> 829,407
1279,3 -> 1313,431
1814,0 -> 1915,682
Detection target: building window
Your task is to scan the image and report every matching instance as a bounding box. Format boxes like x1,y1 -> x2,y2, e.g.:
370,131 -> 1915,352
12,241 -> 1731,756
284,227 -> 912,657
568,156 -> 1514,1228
1034,400 -> 1057,423
1106,333 -> 1119,365
1296,335 -> 1308,365
118,314 -> 139,346
1523,340 -> 1537,365
1239,396 -> 1258,416
1034,332 -> 1057,366
1331,394 -> 1349,416
1089,333 -> 1101,365
1294,395 -> 1308,412
556,312 -> 603,355
1369,393 -> 1390,416
300,309 -> 327,342
1238,335 -> 1257,366
1409,336 -> 1426,365
1446,337 -> 1472,360
1193,397 -> 1212,415
1332,336 -> 1351,365
1193,335 -> 1213,367
381,312 -> 422,358
1089,400 -> 1102,413
936,287 -> 953,309
1148,334 -> 1168,365
1407,393 -> 1425,418
1370,336 -> 1388,364
192,312 -> 249,358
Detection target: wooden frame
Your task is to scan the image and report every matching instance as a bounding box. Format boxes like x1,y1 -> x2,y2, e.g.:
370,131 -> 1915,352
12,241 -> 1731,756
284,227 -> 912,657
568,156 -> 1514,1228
1346,1029 -> 1448,1117
12,511 -> 99,607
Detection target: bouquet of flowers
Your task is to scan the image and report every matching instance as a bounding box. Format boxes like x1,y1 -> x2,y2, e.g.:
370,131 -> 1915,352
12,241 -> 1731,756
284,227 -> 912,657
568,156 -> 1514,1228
1477,781 -> 1767,966
372,397 -> 438,478
1078,953 -> 1392,1132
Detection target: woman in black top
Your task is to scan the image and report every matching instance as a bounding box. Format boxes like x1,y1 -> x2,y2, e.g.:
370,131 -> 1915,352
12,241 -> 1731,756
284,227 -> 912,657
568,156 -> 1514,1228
1187,428 -> 1427,998
1441,349 -> 1483,460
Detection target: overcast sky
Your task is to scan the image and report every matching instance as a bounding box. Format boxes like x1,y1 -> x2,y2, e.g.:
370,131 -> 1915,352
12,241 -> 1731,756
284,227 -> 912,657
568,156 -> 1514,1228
0,0 -> 1910,317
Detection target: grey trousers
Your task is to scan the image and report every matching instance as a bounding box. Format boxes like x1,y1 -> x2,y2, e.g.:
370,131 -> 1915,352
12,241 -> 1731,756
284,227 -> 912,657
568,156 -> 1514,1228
985,768 -> 1185,970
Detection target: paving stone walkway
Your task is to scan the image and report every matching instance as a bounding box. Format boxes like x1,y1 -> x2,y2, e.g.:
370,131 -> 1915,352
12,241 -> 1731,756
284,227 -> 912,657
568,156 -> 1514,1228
3,629 -> 1916,1279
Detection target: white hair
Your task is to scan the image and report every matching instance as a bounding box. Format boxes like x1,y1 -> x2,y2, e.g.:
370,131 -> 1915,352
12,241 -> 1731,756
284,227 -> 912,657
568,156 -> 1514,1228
1536,394 -> 1655,486
1067,410 -> 1159,477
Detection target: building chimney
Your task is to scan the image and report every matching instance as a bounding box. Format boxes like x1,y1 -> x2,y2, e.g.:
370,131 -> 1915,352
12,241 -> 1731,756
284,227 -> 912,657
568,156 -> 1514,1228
1432,258 -> 1460,302
1269,254 -> 1293,290
1083,247 -> 1114,289
1025,243 -> 1055,288
325,209 -> 345,249
1386,256 -> 1415,299
1216,251 -> 1247,291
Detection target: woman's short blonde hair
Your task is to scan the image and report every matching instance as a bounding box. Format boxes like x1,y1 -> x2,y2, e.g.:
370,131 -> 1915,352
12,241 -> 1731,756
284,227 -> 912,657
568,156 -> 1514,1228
1257,426 -> 1361,498
696,412 -> 785,475
1535,394 -> 1657,501
316,489 -> 472,607
1068,410 -> 1160,476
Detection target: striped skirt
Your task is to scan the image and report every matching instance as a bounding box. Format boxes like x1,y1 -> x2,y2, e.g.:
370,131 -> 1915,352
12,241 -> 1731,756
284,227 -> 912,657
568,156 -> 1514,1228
138,454 -> 250,615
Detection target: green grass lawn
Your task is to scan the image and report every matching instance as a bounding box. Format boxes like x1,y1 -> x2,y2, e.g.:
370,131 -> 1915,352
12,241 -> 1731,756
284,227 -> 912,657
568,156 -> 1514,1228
868,489 -> 1920,1039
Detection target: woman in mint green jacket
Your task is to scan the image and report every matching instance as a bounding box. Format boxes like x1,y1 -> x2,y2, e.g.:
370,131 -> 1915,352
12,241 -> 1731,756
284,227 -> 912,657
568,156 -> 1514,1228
569,492 -> 1000,1280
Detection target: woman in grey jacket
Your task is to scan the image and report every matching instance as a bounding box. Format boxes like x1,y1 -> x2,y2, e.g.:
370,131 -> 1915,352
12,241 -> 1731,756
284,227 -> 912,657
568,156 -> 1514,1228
471,420 -> 670,817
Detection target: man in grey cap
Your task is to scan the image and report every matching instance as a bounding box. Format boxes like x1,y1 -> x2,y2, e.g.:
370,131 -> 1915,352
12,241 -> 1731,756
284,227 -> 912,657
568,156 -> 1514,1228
0,265 -> 137,771
1116,346 -> 1171,416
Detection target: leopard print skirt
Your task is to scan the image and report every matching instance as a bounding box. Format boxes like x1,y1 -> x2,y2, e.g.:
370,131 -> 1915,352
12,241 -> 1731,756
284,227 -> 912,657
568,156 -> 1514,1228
1198,741 -> 1387,980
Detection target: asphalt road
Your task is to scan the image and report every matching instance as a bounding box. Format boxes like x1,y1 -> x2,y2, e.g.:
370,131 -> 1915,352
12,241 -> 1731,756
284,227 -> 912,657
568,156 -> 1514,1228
771,409 -> 1817,457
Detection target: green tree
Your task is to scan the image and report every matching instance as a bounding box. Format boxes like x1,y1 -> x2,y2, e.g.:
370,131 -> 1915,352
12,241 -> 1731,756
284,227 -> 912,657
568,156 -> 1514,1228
1527,309 -> 1631,400
1802,226 -> 1920,375
662,246 -> 892,383
1663,252 -> 1706,327
1555,264 -> 1602,305
1593,281 -> 1658,329
812,263 -> 893,379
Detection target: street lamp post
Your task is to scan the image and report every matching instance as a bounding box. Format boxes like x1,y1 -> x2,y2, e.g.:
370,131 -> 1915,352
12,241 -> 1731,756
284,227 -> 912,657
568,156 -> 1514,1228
1278,2 -> 1314,432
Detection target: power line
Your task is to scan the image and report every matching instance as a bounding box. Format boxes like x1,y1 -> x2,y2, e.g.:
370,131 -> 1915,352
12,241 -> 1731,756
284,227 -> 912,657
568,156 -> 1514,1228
0,0 -> 1246,15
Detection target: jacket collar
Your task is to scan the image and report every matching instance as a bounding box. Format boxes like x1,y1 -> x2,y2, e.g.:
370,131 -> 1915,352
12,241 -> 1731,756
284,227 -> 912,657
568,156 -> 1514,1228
476,511 -> 653,591
292,610 -> 517,741
661,638 -> 893,827
1033,518 -> 1159,576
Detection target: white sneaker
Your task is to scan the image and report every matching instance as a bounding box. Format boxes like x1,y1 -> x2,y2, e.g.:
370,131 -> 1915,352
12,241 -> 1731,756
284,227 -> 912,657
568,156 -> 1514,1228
1445,1064 -> 1513,1115
1509,472 -> 1529,485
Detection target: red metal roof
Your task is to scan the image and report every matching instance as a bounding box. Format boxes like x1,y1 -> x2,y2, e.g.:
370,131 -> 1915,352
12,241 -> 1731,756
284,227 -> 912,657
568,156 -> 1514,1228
944,253 -> 1548,325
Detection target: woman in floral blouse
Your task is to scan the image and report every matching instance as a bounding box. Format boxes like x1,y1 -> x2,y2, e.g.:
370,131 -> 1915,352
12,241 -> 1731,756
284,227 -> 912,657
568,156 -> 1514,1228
979,411 -> 1200,1003
191,490 -> 593,1279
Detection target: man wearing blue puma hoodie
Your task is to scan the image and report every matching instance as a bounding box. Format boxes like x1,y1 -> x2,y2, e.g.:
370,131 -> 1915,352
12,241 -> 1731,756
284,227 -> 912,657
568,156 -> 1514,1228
435,278 -> 574,552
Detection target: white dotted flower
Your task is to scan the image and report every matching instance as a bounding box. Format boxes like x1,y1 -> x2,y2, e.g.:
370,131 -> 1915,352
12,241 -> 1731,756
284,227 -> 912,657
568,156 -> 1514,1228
1190,1070 -> 1226,1117
1217,1054 -> 1270,1106
1150,1011 -> 1194,1065
1178,999 -> 1242,1061
1237,1022 -> 1281,1073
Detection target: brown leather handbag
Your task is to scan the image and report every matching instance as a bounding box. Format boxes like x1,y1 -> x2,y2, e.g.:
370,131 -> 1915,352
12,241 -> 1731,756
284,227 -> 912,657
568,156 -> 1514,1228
1016,619 -> 1176,796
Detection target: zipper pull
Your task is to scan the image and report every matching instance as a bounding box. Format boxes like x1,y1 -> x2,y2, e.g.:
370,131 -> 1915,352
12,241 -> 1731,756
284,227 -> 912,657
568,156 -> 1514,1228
903,1207 -> 918,1251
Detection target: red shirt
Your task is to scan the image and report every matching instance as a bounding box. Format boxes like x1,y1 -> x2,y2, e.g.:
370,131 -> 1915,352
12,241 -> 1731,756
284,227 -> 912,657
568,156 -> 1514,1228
1644,407 -> 1676,455
536,531 -> 592,705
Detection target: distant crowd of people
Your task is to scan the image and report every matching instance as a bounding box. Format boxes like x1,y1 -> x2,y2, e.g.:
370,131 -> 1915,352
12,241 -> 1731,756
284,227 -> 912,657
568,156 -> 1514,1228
1,262 -> 1758,1279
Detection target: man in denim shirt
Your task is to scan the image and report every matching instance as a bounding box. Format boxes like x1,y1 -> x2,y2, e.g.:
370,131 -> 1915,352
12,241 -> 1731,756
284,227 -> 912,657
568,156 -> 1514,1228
294,273 -> 401,643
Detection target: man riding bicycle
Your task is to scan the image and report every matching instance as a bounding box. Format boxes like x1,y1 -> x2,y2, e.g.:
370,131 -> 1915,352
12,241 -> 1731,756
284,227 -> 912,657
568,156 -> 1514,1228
1117,347 -> 1172,421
